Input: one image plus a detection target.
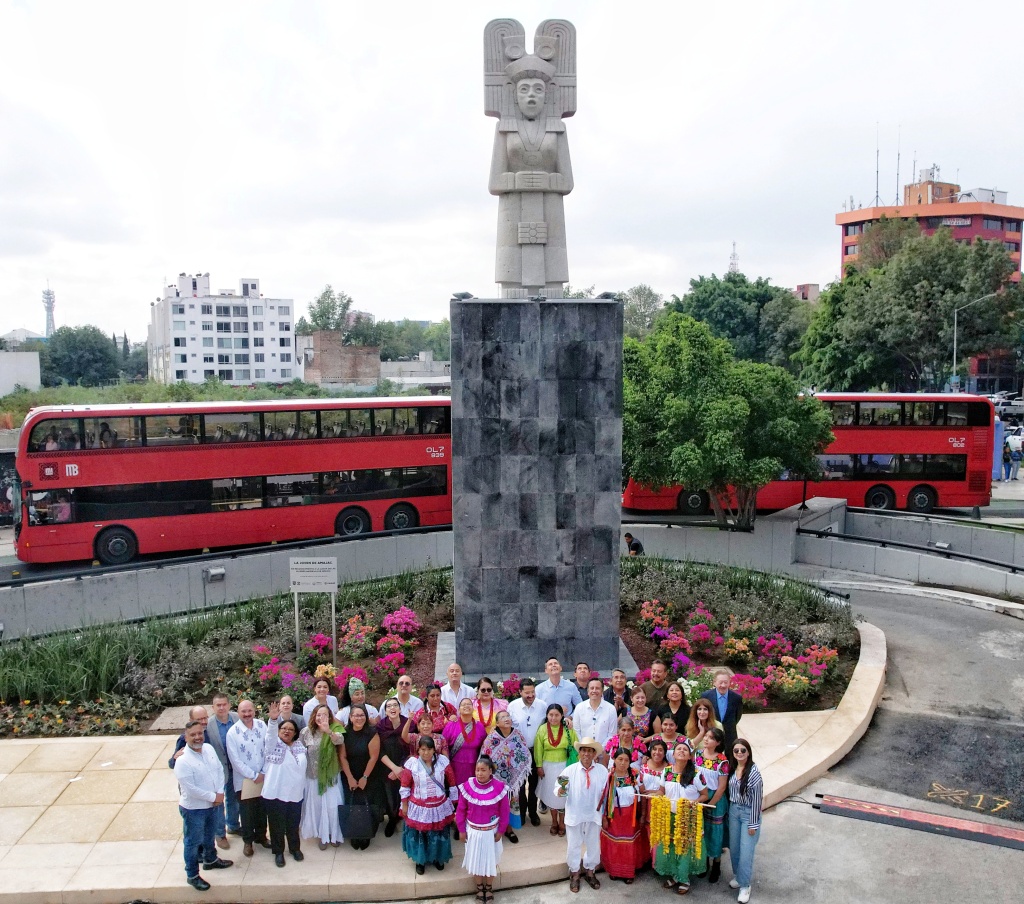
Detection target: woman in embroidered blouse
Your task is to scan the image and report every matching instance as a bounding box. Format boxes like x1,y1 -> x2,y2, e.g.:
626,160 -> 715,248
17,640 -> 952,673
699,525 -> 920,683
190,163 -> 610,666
653,741 -> 709,894
629,686 -> 654,739
726,738 -> 763,903
652,713 -> 683,764
261,717 -> 308,867
602,716 -> 647,767
456,755 -> 510,904
413,684 -> 458,733
293,703 -> 345,850
442,698 -> 488,788
480,711 -> 532,844
532,702 -> 576,837
402,710 -> 450,759
694,727 -> 730,884
654,682 -> 690,736
340,703 -> 385,850
472,677 -> 508,733
601,748 -> 650,883
639,738 -> 672,793
376,697 -> 409,839
400,737 -> 458,875
684,698 -> 722,754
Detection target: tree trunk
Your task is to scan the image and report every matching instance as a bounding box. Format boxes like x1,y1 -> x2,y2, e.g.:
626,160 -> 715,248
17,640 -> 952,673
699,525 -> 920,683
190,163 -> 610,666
735,486 -> 758,530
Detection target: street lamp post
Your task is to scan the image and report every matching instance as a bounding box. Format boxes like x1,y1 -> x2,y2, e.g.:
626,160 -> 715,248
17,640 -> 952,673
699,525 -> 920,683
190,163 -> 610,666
952,291 -> 998,392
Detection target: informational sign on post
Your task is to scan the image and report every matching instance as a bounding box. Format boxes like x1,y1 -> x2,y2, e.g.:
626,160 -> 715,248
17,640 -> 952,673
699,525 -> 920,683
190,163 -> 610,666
289,557 -> 339,665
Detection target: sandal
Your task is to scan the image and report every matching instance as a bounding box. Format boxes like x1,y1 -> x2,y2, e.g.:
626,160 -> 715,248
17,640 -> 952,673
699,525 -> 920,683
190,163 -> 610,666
475,883 -> 486,903
583,870 -> 601,890
550,825 -> 560,836
558,826 -> 566,837
483,887 -> 495,904
663,879 -> 677,889
676,883 -> 690,895
569,873 -> 581,894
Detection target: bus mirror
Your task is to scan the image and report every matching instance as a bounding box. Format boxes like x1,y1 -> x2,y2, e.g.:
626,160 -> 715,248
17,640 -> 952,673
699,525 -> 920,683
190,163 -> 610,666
203,566 -> 226,583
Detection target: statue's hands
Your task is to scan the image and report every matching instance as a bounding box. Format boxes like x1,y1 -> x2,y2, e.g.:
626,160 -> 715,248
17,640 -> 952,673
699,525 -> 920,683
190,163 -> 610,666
548,173 -> 572,194
492,172 -> 517,193
514,171 -> 550,191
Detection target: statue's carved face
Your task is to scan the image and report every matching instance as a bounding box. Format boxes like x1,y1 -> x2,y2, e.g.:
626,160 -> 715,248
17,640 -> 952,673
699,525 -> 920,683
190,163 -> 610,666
516,78 -> 546,119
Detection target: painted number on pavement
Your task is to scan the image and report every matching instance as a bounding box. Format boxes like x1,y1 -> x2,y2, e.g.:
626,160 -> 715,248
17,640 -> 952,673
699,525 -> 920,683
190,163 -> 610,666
926,782 -> 1012,814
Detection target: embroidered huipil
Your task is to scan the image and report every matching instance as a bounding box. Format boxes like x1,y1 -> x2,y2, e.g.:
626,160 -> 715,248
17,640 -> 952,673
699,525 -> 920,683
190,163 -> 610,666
693,751 -> 729,794
455,777 -> 510,835
226,719 -> 268,792
400,754 -> 458,831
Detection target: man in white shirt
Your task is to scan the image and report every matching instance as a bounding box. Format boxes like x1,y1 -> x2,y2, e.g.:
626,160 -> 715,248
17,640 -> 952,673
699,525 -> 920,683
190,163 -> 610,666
175,719 -> 233,891
536,657 -> 582,715
394,675 -> 423,718
226,700 -> 269,856
558,737 -> 608,891
506,677 -> 549,826
572,678 -> 619,748
440,662 -> 475,708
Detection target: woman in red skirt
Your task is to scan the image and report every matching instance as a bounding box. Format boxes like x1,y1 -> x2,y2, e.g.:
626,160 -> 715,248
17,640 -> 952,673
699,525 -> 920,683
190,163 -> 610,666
600,748 -> 650,883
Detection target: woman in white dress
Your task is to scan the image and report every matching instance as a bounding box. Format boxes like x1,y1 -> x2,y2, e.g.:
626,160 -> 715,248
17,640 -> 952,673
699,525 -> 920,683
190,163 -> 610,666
302,678 -> 339,724
295,703 -> 346,849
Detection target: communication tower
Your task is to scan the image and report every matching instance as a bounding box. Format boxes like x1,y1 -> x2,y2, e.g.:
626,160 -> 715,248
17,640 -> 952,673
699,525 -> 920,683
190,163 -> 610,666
728,241 -> 740,274
42,286 -> 56,337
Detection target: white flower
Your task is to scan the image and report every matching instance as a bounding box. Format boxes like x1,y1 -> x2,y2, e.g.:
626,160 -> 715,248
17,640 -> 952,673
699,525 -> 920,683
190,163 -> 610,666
626,680 -> 635,688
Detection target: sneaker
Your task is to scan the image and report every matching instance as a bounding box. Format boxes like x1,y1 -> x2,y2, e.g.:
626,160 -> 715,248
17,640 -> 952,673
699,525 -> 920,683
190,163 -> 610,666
738,887 -> 751,903
729,879 -> 740,889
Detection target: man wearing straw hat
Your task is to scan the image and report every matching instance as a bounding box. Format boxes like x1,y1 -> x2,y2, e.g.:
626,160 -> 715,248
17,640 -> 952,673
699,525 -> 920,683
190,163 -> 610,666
557,737 -> 609,893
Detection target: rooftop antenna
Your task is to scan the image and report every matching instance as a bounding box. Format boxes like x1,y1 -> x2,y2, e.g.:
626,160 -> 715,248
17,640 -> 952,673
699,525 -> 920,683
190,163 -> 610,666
894,125 -> 901,204
42,282 -> 56,337
872,123 -> 881,207
728,241 -> 739,274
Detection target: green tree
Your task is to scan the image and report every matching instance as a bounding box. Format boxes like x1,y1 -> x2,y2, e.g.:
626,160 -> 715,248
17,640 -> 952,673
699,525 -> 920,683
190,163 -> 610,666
295,285 -> 354,335
852,215 -> 919,272
423,319 -> 452,361
121,333 -> 130,361
122,344 -> 149,380
800,230 -> 1020,390
39,326 -> 121,387
563,283 -> 595,298
622,284 -> 664,340
667,272 -> 807,366
624,313 -> 833,528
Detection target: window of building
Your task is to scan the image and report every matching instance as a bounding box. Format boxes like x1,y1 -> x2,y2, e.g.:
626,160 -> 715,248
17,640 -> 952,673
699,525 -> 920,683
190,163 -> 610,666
254,353 -> 265,363
173,320 -> 186,330
216,305 -> 231,317
280,353 -> 292,362
217,338 -> 232,348
236,369 -> 251,380
232,306 -> 248,317
175,370 -> 186,380
1006,220 -> 1022,233
845,244 -> 858,256
189,321 -> 196,326
233,338 -> 249,348
218,354 -> 231,364
1004,241 -> 1020,252
234,354 -> 250,364
253,337 -> 264,347
280,369 -> 292,378
844,224 -> 863,236
252,305 -> 263,315
202,321 -> 213,331
172,304 -> 185,315
255,369 -> 265,378
279,337 -> 291,347
253,322 -> 263,331
202,337 -> 213,347
173,337 -> 186,347
204,369 -> 215,378
217,321 -> 231,332
983,218 -> 1003,230
218,370 -> 234,381
280,322 -> 291,332
204,355 -> 214,363
175,354 -> 187,363
233,322 -> 248,333
201,304 -> 213,315
279,305 -> 290,315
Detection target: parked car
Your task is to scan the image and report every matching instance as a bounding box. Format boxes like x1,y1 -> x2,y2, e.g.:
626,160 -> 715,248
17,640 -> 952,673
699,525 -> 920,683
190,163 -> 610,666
1005,425 -> 1024,452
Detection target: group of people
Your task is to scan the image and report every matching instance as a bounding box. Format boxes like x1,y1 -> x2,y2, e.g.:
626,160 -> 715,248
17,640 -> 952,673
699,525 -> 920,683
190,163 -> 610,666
171,658 -> 761,901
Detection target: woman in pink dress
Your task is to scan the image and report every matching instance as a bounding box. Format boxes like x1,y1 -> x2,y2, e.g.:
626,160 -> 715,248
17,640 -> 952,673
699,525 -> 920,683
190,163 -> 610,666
456,755 -> 510,904
442,698 -> 488,787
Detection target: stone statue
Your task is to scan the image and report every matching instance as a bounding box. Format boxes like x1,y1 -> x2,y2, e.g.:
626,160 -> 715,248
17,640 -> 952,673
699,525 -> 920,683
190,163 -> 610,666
484,19 -> 576,299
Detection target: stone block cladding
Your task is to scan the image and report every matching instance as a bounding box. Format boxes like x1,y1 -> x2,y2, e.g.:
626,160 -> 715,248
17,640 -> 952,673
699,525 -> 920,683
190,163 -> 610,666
450,298 -> 623,675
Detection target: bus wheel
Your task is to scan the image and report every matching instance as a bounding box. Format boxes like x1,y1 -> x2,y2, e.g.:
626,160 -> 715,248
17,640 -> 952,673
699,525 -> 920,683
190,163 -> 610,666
678,489 -> 710,516
385,503 -> 419,531
864,486 -> 896,510
906,485 -> 936,514
335,508 -> 370,536
95,526 -> 138,566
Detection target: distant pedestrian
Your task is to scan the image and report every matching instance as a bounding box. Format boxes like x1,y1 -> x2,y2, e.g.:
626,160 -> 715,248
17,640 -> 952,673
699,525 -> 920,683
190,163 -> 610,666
1003,443 -> 1012,481
1011,446 -> 1022,480
623,532 -> 644,556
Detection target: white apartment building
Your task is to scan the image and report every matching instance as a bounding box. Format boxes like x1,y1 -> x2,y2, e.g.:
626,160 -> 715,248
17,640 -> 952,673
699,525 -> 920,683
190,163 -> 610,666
148,273 -> 299,385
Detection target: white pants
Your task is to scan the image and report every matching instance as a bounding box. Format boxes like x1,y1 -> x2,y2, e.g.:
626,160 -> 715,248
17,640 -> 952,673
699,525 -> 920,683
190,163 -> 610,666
565,820 -> 601,871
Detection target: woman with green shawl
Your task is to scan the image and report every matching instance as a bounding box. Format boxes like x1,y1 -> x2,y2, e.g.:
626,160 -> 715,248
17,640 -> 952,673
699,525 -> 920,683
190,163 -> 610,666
297,702 -> 346,848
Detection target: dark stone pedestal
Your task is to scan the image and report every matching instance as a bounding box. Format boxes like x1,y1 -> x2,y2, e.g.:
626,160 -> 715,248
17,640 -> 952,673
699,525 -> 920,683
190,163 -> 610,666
450,298 -> 623,675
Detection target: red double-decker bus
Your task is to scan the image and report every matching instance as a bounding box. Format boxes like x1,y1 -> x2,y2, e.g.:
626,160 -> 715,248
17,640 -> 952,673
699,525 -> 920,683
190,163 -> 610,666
622,392 -> 994,515
13,397 -> 451,565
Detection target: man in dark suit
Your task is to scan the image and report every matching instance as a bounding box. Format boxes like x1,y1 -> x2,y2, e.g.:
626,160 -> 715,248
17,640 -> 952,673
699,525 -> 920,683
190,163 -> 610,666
701,669 -> 743,750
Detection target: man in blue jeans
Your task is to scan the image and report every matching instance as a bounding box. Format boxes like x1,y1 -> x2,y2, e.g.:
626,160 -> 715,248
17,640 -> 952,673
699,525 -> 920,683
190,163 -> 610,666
174,720 -> 233,891
207,693 -> 241,839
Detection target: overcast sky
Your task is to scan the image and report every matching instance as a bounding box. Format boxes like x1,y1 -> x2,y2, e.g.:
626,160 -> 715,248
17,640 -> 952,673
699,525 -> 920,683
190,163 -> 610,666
2,0 -> 1022,342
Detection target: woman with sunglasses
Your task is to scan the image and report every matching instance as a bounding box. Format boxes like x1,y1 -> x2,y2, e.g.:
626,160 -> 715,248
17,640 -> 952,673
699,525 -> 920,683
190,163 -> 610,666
472,677 -> 508,733
726,739 -> 762,904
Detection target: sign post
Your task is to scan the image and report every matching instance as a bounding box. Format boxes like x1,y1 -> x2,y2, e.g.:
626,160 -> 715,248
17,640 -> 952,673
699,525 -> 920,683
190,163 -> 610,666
289,558 -> 339,663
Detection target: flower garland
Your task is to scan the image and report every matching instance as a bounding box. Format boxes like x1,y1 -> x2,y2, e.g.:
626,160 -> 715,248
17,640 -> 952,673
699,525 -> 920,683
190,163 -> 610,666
649,796 -> 703,860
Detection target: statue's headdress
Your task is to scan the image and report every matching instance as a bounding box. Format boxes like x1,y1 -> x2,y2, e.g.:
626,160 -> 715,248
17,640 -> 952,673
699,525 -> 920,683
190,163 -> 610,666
484,19 -> 576,131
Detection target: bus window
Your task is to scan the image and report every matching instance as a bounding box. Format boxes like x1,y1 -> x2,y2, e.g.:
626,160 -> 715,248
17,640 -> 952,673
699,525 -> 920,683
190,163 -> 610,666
142,414 -> 196,446
204,413 -> 259,443
212,477 -> 263,510
856,454 -> 897,474
829,403 -> 855,427
901,454 -> 925,474
907,402 -> 936,426
944,402 -> 968,427
264,411 -> 298,441
373,409 -> 397,436
966,402 -> 992,427
394,408 -> 419,435
926,454 -> 967,478
266,473 -> 317,506
818,454 -> 854,479
320,410 -> 350,438
298,410 -> 318,439
84,416 -> 141,449
29,418 -> 82,452
399,466 -> 447,494
858,401 -> 901,426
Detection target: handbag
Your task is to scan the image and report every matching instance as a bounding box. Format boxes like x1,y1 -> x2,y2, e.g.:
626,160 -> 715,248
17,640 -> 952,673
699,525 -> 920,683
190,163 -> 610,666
565,729 -> 579,766
338,788 -> 379,841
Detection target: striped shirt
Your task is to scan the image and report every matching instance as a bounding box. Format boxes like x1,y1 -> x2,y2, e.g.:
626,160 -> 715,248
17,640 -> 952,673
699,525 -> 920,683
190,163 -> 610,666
728,763 -> 763,830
